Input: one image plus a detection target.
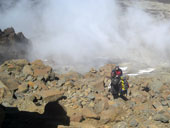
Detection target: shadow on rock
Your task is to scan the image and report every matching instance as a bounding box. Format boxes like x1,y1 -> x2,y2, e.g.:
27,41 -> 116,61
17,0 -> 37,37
1,97 -> 70,128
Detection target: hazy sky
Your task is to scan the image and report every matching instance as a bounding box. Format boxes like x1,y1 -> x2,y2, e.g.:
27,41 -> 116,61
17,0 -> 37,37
1,0 -> 170,72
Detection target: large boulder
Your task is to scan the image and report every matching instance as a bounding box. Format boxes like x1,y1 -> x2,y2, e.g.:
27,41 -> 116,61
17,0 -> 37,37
88,77 -> 105,93
35,89 -> 64,103
99,64 -> 115,77
31,60 -> 53,81
82,108 -> 99,119
100,106 -> 124,124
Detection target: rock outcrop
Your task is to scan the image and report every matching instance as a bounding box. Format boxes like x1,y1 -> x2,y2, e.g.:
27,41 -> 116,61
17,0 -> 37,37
0,27 -> 30,64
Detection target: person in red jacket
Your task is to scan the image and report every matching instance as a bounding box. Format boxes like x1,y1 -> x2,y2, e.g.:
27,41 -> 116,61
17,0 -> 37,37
110,66 -> 123,99
111,66 -> 123,79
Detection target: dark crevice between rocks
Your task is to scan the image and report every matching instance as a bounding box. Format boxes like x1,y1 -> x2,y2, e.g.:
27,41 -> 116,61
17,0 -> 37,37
142,86 -> 150,92
1,97 -> 70,128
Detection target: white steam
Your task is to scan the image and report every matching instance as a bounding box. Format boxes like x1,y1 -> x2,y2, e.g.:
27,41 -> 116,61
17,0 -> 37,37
0,0 -> 170,72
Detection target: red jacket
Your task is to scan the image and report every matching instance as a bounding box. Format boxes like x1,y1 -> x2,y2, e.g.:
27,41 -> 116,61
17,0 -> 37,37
111,69 -> 123,78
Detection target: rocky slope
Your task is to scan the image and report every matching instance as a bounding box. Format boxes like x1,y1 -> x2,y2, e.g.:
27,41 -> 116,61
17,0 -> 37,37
0,27 -> 30,64
118,0 -> 170,19
0,59 -> 169,128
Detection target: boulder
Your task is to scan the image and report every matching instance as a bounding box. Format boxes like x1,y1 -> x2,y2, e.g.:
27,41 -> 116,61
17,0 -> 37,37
31,60 -> 52,81
35,89 -> 64,103
153,113 -> 169,123
22,65 -> 33,76
113,121 -> 127,128
82,108 -> 99,119
70,112 -> 84,122
100,106 -> 123,124
99,64 -> 115,77
129,119 -> 139,127
94,99 -> 109,114
88,77 -> 105,92
60,71 -> 83,81
16,84 -> 28,93
152,101 -> 164,111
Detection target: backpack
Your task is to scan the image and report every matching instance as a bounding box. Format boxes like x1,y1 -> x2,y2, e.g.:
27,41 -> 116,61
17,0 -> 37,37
120,77 -> 129,91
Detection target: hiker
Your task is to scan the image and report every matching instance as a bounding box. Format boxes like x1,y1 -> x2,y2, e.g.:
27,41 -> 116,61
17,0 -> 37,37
110,66 -> 123,98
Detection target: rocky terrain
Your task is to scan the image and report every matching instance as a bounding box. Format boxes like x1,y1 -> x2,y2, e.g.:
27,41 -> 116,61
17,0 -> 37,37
0,58 -> 169,128
118,0 -> 170,19
0,0 -> 170,128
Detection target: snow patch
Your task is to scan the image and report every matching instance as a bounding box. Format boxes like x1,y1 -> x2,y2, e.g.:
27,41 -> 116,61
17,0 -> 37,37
138,68 -> 155,74
128,68 -> 155,76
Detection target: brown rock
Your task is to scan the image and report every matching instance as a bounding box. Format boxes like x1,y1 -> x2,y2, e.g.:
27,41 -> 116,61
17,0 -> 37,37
70,113 -> 84,122
16,84 -> 28,93
22,65 -> 33,76
0,73 -> 19,91
82,108 -> 99,119
60,71 -> 83,81
88,77 -> 105,92
36,89 -> 64,103
64,81 -> 74,88
3,27 -> 15,35
34,81 -> 48,90
31,60 -> 52,79
27,81 -> 35,88
99,64 -> 115,77
0,81 -> 12,100
94,98 -> 109,114
100,107 -> 123,124
152,101 -> 164,111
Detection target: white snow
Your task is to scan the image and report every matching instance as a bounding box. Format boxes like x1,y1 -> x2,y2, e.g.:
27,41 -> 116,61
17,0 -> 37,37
128,73 -> 139,76
138,68 -> 155,74
127,68 -> 155,76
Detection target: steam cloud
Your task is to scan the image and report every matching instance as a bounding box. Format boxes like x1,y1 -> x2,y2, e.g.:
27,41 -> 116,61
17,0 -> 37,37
0,0 -> 170,72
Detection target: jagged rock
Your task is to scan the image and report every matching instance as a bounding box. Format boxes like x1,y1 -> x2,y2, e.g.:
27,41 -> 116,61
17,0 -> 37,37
22,65 -> 33,76
152,101 -> 164,111
129,119 -> 139,127
113,121 -> 127,128
87,93 -> 95,101
0,27 -> 30,64
161,101 -> 168,106
0,73 -> 20,92
88,77 -> 105,92
64,80 -> 74,88
153,113 -> 169,123
57,79 -> 66,87
100,106 -> 123,124
82,108 -> 99,119
94,99 -> 109,114
31,60 -> 53,81
99,64 -> 115,77
60,71 -> 84,81
16,84 -> 28,93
